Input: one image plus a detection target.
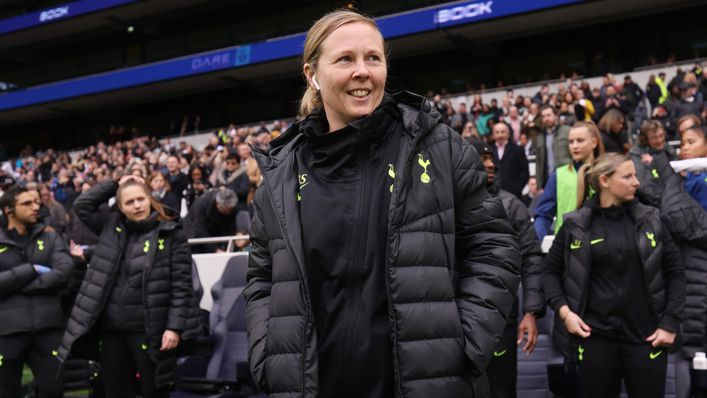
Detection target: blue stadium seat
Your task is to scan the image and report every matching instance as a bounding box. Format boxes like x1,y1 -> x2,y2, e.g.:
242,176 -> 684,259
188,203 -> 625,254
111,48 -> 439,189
173,253 -> 264,398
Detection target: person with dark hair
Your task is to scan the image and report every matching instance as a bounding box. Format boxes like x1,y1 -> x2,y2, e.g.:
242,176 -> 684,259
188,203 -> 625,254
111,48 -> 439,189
534,105 -> 571,187
56,175 -> 202,397
165,155 -> 188,201
491,121 -> 529,199
544,153 -> 685,398
472,139 -> 545,398
215,153 -> 249,213
185,165 -> 212,209
244,9 -> 520,398
0,185 -> 73,398
148,171 -> 181,215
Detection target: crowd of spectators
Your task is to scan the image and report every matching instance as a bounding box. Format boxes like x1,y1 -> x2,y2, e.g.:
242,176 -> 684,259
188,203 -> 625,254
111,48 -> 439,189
0,64 -> 705,251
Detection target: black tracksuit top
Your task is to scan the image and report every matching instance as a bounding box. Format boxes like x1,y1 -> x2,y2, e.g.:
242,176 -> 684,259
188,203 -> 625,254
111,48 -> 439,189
583,203 -> 657,343
296,99 -> 401,398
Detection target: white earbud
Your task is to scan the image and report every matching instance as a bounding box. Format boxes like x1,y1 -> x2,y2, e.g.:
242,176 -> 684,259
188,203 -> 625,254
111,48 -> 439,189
312,75 -> 321,91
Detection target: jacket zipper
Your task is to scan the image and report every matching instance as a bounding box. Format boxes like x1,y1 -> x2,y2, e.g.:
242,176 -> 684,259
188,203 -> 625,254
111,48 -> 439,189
342,144 -> 369,389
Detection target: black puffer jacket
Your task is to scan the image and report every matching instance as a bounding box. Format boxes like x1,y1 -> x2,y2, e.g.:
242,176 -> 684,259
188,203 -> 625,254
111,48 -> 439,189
544,200 -> 685,358
0,223 -> 73,335
660,169 -> 707,358
496,189 -> 545,319
245,91 -> 521,398
57,181 -> 202,387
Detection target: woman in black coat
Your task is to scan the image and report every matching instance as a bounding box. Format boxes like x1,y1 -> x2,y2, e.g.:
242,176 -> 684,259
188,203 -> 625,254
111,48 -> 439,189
57,175 -> 200,397
244,9 -> 521,398
543,153 -> 685,398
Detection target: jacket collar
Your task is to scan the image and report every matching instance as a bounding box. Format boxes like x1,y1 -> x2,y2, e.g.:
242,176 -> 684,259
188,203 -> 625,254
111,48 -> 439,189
251,90 -> 440,275
0,222 -> 46,246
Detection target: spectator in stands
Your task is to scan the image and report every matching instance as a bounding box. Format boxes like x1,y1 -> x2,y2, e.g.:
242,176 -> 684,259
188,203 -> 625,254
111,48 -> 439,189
67,180 -> 100,247
544,153 -> 685,398
244,10 -> 520,398
535,121 -> 604,240
534,105 -> 571,188
165,155 -> 188,200
148,171 -> 180,215
0,185 -> 73,398
451,102 -> 469,133
185,165 -> 211,210
492,121 -> 529,198
671,82 -> 705,129
679,125 -> 707,210
183,188 -> 238,253
237,142 -> 260,207
628,120 -> 676,207
57,175 -> 201,397
596,85 -> 629,120
598,109 -> 628,153
50,168 -> 77,210
677,114 -> 703,138
505,105 -> 523,143
472,139 -> 545,398
622,75 -> 644,115
38,182 -> 69,235
533,84 -> 550,105
646,74 -> 662,108
522,176 -> 542,217
215,153 -> 249,213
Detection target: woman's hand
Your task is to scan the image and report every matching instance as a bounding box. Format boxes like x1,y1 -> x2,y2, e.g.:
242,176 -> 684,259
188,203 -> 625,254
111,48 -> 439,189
160,329 -> 180,351
559,305 -> 591,338
646,328 -> 676,347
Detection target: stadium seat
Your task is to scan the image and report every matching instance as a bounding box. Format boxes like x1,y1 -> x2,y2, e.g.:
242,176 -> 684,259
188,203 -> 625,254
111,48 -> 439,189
517,309 -> 554,398
173,253 -> 263,398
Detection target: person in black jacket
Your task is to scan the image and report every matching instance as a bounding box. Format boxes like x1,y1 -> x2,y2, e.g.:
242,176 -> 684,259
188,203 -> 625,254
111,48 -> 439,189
491,121 -> 530,199
183,188 -> 238,253
148,171 -> 181,215
56,176 -> 201,398
543,153 -> 685,398
0,185 -> 73,398
472,139 -> 545,398
244,10 -> 521,398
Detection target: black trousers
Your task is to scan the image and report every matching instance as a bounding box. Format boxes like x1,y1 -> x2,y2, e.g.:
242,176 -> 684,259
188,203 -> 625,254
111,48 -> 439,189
578,334 -> 667,398
0,329 -> 63,398
100,332 -> 170,398
486,325 -> 518,398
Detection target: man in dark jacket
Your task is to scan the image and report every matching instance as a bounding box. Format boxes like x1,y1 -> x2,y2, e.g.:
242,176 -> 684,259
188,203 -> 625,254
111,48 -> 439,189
183,188 -> 238,253
491,122 -> 530,199
0,185 -> 73,398
473,139 -> 545,398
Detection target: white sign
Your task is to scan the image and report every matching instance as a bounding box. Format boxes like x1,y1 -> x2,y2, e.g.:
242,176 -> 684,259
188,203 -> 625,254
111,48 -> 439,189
436,1 -> 493,24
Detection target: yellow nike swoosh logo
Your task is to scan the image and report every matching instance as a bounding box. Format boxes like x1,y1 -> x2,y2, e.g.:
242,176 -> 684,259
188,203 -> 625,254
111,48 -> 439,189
590,238 -> 604,245
649,350 -> 663,360
493,349 -> 508,357
0,246 -> 7,254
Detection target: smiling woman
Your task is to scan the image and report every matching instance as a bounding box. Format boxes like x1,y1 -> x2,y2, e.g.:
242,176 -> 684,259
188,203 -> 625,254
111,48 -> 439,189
244,8 -> 522,398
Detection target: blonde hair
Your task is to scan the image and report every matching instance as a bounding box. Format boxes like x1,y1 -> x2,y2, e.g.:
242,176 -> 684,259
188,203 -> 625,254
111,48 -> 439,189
576,153 -> 631,208
298,10 -> 384,117
571,120 -> 605,159
597,109 -> 624,133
